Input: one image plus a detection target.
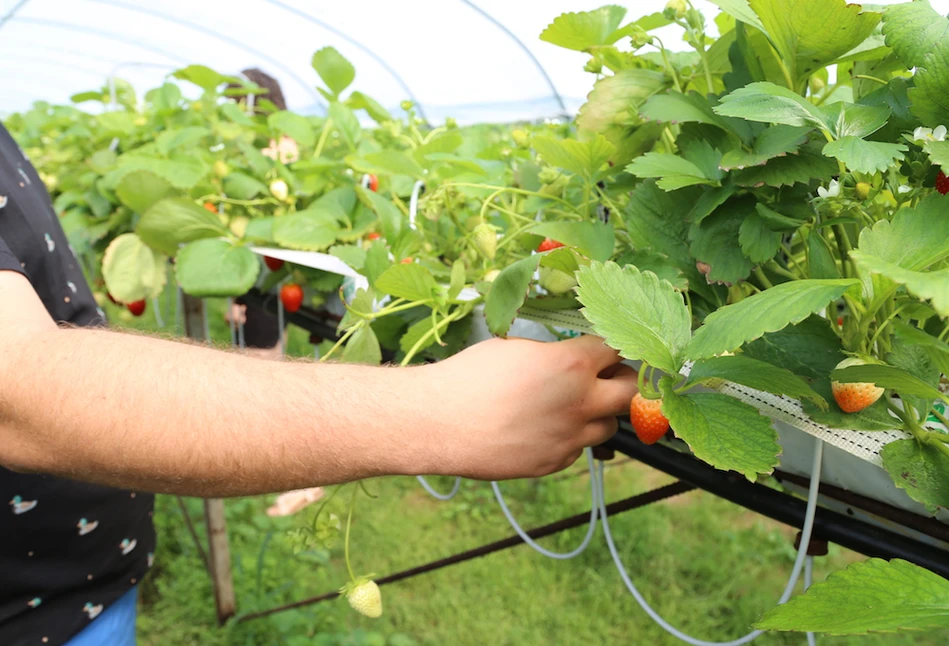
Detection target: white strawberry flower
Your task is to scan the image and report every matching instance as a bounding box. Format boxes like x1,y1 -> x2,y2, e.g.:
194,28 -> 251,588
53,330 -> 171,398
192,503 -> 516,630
897,184 -> 912,194
913,125 -> 947,142
817,179 -> 840,198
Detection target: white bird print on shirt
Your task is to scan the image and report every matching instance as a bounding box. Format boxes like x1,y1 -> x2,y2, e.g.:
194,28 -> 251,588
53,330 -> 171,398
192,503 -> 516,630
119,538 -> 137,555
83,602 -> 103,619
9,496 -> 37,514
77,518 -> 99,536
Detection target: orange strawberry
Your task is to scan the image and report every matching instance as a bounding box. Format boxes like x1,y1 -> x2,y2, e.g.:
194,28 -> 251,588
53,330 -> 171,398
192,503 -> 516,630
831,358 -> 884,413
630,393 -> 669,444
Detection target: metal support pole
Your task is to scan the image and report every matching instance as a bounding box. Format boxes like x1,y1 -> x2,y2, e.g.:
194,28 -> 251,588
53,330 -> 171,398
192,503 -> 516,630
181,294 -> 237,624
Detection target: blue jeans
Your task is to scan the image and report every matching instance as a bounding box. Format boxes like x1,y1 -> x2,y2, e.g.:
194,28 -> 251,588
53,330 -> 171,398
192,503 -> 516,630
65,586 -> 137,646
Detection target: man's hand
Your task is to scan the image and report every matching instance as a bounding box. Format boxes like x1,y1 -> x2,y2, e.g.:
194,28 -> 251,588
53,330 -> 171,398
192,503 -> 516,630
418,335 -> 637,480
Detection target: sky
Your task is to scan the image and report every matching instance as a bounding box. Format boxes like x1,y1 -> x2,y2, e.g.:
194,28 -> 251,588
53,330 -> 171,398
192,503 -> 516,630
1,0 -> 947,123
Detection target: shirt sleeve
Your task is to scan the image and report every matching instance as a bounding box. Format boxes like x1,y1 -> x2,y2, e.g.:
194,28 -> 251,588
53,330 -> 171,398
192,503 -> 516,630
0,234 -> 24,275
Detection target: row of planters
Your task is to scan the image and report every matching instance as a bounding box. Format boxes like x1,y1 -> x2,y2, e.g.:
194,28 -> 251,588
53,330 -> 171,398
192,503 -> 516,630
9,0 -> 949,636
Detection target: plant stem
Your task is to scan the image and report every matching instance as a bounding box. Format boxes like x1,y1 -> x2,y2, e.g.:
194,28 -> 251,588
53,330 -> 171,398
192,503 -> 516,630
753,267 -> 775,289
320,323 -> 359,362
445,183 -> 576,211
930,407 -> 949,431
314,118 -> 333,158
343,485 -> 357,582
853,74 -> 888,86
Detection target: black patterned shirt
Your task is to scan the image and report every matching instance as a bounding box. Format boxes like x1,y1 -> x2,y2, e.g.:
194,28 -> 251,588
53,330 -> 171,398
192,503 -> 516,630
0,122 -> 155,646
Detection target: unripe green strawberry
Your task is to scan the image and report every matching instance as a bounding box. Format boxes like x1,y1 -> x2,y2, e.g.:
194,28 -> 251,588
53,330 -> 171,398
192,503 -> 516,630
664,0 -> 687,20
831,358 -> 884,413
855,182 -> 871,200
538,266 -> 578,295
342,579 -> 382,618
483,269 -> 501,283
511,129 -> 529,148
213,160 -> 230,178
630,393 -> 669,444
471,223 -> 498,260
270,179 -> 289,202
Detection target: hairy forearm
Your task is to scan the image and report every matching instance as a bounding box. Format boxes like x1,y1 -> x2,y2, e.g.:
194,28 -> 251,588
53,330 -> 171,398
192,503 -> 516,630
0,325 -> 442,496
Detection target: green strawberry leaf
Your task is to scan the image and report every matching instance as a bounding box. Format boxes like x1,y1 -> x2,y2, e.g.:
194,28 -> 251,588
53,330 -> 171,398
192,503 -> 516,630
114,170 -> 174,215
174,239 -> 259,298
172,64 -> 230,91
738,211 -> 782,264
687,279 -> 858,359
311,47 -> 355,96
576,262 -> 691,375
484,255 -> 542,337
626,153 -> 720,190
448,260 -> 466,302
105,156 -> 208,190
924,140 -> 949,169
807,230 -> 841,279
347,91 -> 392,124
273,209 -> 340,252
819,103 -> 891,139
363,241 -> 390,287
576,69 -> 668,165
349,151 -> 424,180
891,321 -> 949,378
328,102 -> 361,151
660,382 -> 781,480
747,0 -> 880,84
136,197 -> 228,256
882,0 -> 949,69
155,126 -> 210,156
329,244 -> 366,272
101,233 -> 167,302
639,91 -> 750,141
342,324 -> 383,366
224,172 -> 268,200
708,0 -> 766,33
756,558 -> 949,634
851,254 -> 949,318
856,195 -> 949,271
832,364 -> 948,403
530,220 -> 614,262
539,5 -> 629,51
355,187 -> 404,245
686,355 -> 827,408
268,111 -> 316,148
690,200 -> 756,284
822,137 -> 907,174
719,125 -> 811,170
910,43 -> 949,128
532,134 -> 615,180
881,439 -> 949,511
624,181 -> 721,305
888,340 -> 942,418
375,263 -> 439,303
742,315 -> 845,380
753,203 -> 807,232
733,141 -> 837,187
614,248 -> 688,290
714,82 -> 827,129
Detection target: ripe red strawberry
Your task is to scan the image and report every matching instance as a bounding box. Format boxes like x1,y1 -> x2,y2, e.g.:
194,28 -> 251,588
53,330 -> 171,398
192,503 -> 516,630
264,256 -> 284,272
367,232 -> 382,241
629,393 -> 669,445
537,238 -> 564,253
127,300 -> 146,317
280,283 -> 304,313
831,358 -> 884,413
203,202 -> 217,213
367,174 -> 379,192
936,170 -> 949,195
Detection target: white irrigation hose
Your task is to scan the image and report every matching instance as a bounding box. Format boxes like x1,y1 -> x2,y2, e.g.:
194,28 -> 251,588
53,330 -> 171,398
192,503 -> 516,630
596,438 -> 824,646
416,475 -> 462,501
491,448 -> 599,560
409,180 -> 424,231
805,557 -> 817,646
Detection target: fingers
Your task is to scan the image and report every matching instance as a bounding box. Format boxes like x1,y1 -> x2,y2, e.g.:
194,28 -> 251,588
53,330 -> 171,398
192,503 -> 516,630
589,363 -> 639,418
560,334 -> 622,371
577,416 -> 619,449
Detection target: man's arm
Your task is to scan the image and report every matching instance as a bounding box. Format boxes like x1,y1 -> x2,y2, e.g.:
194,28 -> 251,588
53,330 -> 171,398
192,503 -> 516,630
0,270 -> 636,497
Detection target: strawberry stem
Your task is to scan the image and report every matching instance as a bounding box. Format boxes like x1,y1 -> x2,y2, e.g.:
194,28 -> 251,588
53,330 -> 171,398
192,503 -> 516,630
344,484 -> 358,583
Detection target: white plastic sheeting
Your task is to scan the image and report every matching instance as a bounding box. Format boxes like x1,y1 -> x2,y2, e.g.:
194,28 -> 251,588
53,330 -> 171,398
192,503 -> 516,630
1,0 -> 946,123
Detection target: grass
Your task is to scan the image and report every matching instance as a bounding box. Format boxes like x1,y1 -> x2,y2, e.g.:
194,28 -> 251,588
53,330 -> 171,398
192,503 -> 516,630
103,291 -> 949,646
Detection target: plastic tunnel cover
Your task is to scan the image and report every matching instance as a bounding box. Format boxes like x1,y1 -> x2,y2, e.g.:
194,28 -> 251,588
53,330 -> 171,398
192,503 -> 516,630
8,0 -> 943,123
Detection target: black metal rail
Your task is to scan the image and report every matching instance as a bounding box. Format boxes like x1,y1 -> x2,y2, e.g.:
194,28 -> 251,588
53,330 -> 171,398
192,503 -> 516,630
606,429 -> 949,578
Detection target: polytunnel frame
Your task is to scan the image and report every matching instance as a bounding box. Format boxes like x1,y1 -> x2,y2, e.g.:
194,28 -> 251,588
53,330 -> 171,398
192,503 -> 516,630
3,0 -> 571,124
